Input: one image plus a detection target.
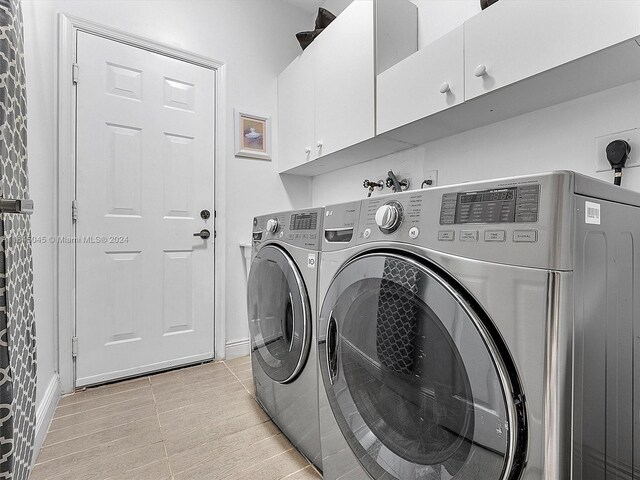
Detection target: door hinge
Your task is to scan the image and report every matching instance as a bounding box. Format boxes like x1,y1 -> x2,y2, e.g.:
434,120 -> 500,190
72,63 -> 79,84
71,336 -> 78,357
72,199 -> 78,222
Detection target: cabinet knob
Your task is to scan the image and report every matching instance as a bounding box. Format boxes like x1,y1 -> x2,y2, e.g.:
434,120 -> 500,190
474,64 -> 488,77
439,82 -> 451,94
305,147 -> 311,154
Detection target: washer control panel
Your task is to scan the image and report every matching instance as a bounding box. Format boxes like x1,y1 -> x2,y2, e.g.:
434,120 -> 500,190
253,208 -> 323,250
356,172 -> 576,270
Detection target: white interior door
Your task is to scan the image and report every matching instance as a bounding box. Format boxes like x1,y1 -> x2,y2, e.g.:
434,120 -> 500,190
75,32 -> 215,387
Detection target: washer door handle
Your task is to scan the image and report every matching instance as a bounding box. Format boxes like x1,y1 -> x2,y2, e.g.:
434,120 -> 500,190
327,316 -> 339,384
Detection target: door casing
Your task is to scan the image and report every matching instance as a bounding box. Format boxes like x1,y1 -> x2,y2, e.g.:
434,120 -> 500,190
56,13 -> 227,393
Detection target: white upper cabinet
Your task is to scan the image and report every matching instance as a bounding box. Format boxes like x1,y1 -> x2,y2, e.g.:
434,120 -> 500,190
378,0 -> 640,148
377,26 -> 463,135
277,46 -> 316,172
314,0 -> 375,159
464,0 -> 640,100
278,0 -> 417,174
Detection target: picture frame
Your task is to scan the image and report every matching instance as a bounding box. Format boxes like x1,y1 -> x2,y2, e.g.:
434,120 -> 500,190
234,110 -> 272,161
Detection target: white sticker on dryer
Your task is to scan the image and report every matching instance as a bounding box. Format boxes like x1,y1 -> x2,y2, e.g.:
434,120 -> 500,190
585,201 -> 601,225
308,253 -> 316,269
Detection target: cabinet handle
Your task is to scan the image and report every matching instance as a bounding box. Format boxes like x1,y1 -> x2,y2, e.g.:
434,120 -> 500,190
439,82 -> 451,94
474,64 -> 487,77
304,147 -> 311,154
316,141 -> 323,150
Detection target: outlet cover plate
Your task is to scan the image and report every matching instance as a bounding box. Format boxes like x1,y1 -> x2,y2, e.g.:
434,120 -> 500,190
595,128 -> 640,172
422,169 -> 438,188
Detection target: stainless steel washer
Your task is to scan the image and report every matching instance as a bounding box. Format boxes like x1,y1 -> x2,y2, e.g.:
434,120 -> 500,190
317,171 -> 640,479
247,208 -> 323,469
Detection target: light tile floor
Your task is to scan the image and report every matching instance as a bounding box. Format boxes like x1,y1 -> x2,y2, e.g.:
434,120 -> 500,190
30,356 -> 322,480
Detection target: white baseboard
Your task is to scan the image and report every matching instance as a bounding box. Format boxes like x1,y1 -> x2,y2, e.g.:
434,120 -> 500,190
33,374 -> 60,464
225,338 -> 250,359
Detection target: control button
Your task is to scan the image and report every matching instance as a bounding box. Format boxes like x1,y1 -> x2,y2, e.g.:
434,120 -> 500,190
516,213 -> 538,222
438,230 -> 455,241
408,227 -> 420,239
309,234 -> 317,240
278,231 -> 284,239
484,230 -> 506,242
460,230 -> 479,242
266,218 -> 279,233
363,228 -> 371,239
513,230 -> 538,242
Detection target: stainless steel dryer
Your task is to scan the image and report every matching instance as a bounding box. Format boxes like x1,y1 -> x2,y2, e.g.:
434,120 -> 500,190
317,171 -> 640,479
247,208 -> 323,469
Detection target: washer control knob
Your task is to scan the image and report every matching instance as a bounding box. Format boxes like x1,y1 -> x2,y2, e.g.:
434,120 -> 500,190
266,218 -> 279,233
363,228 -> 371,239
409,226 -> 420,239
375,203 -> 402,232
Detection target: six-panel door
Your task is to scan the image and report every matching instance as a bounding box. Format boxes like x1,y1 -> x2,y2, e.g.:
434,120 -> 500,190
75,32 -> 215,386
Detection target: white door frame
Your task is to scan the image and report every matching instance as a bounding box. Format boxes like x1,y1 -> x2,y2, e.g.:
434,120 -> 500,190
56,13 -> 227,393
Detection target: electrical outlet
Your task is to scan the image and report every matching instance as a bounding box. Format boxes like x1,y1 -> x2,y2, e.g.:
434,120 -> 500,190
422,169 -> 438,188
595,128 -> 640,172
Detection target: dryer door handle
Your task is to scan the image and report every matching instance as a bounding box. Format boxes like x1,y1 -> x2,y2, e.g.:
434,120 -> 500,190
327,316 -> 339,384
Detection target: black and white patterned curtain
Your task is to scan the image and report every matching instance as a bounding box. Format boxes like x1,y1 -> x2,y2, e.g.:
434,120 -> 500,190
0,0 -> 37,478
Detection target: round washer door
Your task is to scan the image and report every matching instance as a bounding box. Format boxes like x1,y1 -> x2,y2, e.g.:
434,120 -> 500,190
247,245 -> 311,384
318,252 -> 526,480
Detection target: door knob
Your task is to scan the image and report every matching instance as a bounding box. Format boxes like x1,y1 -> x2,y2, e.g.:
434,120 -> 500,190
193,229 -> 211,239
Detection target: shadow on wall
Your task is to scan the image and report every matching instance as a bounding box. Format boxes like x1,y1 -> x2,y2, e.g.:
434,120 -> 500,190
281,173 -> 312,209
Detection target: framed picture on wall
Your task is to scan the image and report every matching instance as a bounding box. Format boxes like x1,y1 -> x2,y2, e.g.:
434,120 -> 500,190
234,110 -> 271,161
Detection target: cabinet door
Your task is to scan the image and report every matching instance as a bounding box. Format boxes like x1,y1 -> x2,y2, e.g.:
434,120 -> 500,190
314,0 -> 375,158
377,26 -> 463,135
278,51 -> 315,172
465,0 -> 640,100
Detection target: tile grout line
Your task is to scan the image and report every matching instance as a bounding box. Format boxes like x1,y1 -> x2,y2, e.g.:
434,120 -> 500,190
280,465 -> 317,479
59,381 -> 151,406
222,360 -> 254,397
41,409 -> 159,449
149,375 -> 175,479
232,447 -> 297,477
51,390 -> 155,420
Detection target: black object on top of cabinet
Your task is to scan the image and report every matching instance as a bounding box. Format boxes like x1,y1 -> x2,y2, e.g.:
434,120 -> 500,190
296,8 -> 336,50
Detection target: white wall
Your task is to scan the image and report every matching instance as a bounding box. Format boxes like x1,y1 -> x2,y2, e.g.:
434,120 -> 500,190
22,0 -> 311,421
312,79 -> 640,206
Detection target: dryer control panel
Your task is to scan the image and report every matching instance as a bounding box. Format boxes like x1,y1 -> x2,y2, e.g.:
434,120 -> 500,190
439,185 -> 540,225
253,208 -> 323,250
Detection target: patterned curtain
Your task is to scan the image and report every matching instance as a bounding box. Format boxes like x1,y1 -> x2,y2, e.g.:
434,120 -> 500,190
0,0 -> 37,478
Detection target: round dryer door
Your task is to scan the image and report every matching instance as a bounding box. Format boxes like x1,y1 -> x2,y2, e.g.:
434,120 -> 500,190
318,252 -> 526,480
248,245 -> 311,384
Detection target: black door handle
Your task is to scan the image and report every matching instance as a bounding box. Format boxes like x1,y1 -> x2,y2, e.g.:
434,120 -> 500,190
194,229 -> 211,239
327,316 -> 338,384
